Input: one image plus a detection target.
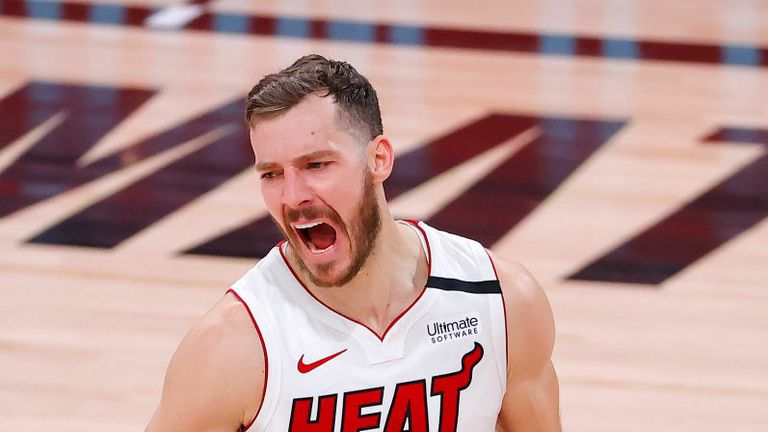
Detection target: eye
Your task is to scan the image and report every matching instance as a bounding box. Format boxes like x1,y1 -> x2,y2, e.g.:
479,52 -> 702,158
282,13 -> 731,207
261,171 -> 279,180
308,161 -> 329,170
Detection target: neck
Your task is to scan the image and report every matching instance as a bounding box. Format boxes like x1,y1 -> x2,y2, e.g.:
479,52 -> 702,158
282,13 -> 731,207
293,213 -> 428,337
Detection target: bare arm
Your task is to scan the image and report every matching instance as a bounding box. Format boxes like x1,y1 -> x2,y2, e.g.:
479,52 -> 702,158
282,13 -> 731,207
145,294 -> 265,432
491,253 -> 561,432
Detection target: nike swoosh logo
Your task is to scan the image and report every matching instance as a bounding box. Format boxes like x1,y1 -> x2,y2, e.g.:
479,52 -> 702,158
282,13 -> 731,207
297,349 -> 348,374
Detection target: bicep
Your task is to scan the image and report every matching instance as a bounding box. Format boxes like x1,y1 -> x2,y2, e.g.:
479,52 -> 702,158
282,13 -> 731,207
497,360 -> 560,431
491,254 -> 561,431
145,350 -> 241,432
145,297 -> 265,432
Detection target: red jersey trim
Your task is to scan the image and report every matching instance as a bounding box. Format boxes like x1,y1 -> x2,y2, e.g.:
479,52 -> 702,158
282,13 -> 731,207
226,288 -> 268,431
278,220 -> 432,342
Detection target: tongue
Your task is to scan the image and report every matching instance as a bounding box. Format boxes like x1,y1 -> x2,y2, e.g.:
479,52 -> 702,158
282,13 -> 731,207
307,223 -> 336,250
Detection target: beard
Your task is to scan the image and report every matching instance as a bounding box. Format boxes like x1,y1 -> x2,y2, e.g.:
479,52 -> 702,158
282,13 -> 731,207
276,171 -> 382,288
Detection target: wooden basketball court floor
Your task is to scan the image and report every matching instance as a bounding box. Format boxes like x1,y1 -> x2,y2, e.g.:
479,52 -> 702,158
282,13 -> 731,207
1,0 -> 767,430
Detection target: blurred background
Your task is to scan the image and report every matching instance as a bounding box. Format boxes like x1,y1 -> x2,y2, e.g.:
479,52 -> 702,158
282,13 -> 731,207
1,0 -> 767,430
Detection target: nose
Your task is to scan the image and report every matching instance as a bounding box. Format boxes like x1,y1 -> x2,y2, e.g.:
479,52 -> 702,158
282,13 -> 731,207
281,168 -> 314,209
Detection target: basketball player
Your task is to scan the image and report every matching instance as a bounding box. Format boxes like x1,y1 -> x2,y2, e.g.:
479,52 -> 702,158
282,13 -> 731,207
145,55 -> 560,431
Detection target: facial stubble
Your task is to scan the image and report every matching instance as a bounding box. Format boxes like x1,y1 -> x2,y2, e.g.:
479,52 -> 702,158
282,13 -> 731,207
277,171 -> 382,288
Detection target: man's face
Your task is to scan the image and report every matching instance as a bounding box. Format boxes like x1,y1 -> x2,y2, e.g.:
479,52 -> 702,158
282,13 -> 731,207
250,95 -> 382,287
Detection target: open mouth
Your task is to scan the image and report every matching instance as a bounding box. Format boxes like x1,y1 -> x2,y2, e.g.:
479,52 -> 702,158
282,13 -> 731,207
294,221 -> 338,254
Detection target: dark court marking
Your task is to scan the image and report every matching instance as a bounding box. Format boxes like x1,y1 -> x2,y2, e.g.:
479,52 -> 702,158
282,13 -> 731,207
0,82 -> 156,220
426,117 -> 625,247
0,81 -> 252,249
0,0 -> 766,68
569,127 -> 768,285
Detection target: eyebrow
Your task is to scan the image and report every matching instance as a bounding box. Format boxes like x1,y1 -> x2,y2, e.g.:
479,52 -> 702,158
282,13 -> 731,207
255,161 -> 277,172
255,150 -> 339,172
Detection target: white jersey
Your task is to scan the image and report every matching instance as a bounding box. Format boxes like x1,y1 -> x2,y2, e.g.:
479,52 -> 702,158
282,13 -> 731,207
229,221 -> 508,432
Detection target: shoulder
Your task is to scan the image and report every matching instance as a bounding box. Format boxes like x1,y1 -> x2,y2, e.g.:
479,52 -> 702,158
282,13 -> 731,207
192,291 -> 262,345
183,292 -> 265,374
147,292 -> 265,431
417,223 -> 496,279
175,291 -> 264,367
487,251 -> 555,381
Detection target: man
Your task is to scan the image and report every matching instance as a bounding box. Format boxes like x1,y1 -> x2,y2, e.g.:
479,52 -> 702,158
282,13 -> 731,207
146,54 -> 560,431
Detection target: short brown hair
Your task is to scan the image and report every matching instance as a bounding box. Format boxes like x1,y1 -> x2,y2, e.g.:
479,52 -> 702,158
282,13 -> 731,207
245,54 -> 383,142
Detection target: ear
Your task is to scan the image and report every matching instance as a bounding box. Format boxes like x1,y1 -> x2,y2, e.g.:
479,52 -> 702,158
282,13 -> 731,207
367,135 -> 394,183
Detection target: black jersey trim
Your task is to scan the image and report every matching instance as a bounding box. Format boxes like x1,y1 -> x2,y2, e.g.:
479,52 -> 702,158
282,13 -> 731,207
426,276 -> 501,294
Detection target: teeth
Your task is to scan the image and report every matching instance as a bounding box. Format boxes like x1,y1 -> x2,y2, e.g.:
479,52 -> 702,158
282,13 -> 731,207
294,221 -> 323,230
293,220 -> 334,255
